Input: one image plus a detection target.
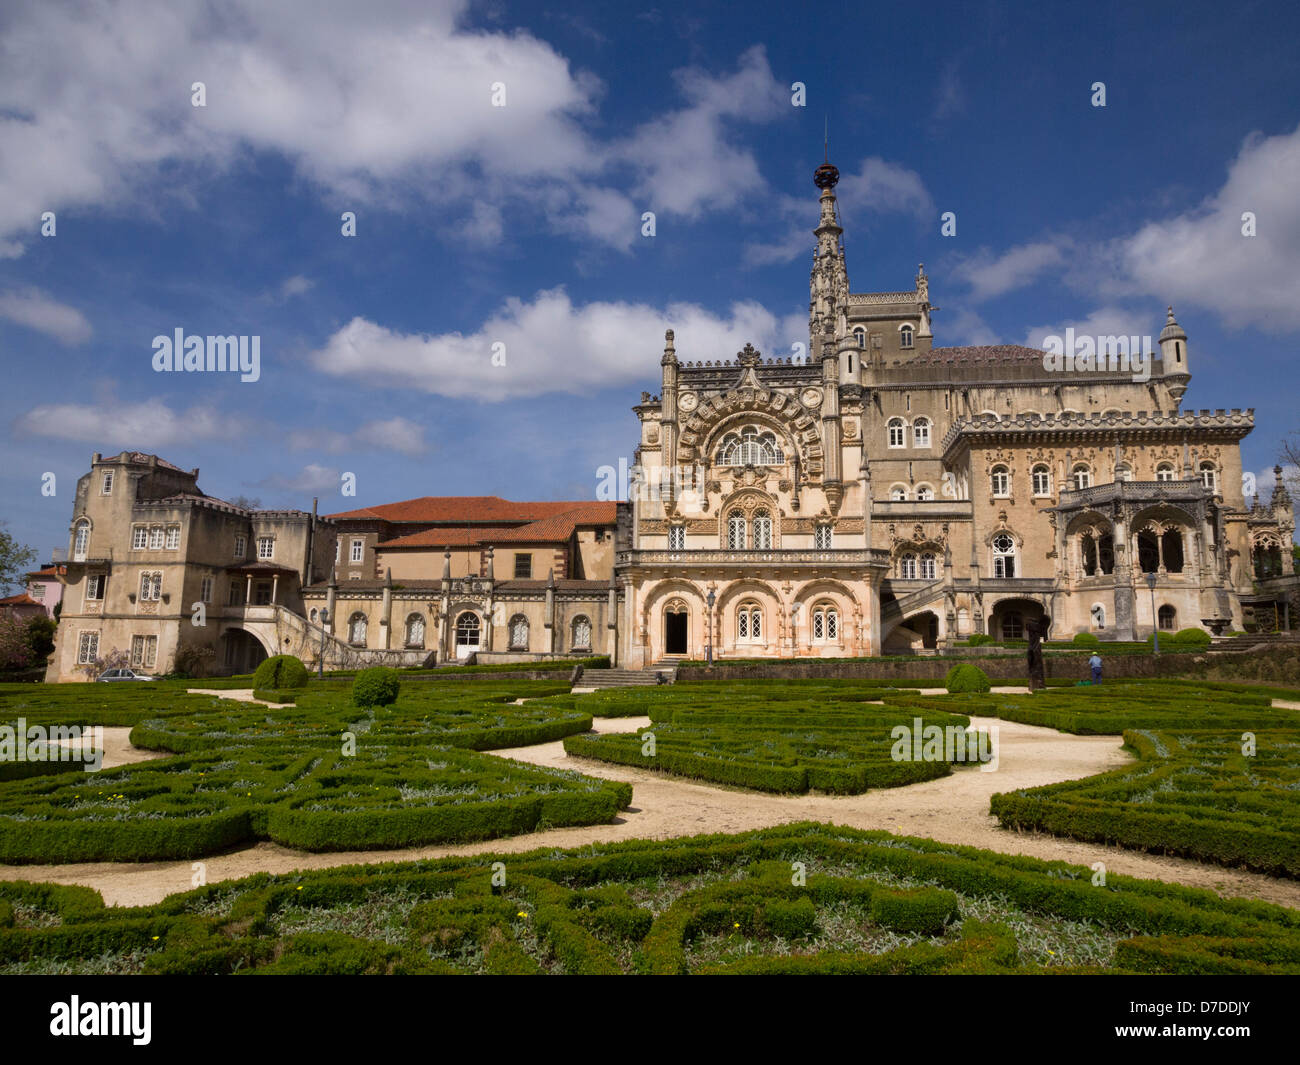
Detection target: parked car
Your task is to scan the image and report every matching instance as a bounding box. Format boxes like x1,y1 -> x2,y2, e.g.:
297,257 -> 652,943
97,668 -> 157,682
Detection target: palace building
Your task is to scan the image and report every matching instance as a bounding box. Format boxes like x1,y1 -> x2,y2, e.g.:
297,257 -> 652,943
43,162 -> 1297,680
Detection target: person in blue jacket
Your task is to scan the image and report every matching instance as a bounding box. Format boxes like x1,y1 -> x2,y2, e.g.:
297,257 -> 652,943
1088,652 -> 1102,685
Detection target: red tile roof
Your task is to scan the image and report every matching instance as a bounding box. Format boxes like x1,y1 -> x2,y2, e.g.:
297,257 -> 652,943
0,593 -> 40,606
327,496 -> 608,524
377,502 -> 616,548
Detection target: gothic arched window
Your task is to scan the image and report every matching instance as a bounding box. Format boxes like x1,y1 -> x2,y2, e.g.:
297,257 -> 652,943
912,417 -> 931,448
736,602 -> 763,642
992,533 -> 1016,578
900,325 -> 914,349
716,427 -> 785,466
1032,465 -> 1051,496
900,553 -> 917,579
890,484 -> 908,501
727,512 -> 747,550
348,612 -> 368,646
887,418 -> 906,448
1199,462 -> 1218,492
920,552 -> 937,580
572,615 -> 592,650
991,466 -> 1010,497
1158,605 -> 1177,630
1073,464 -> 1092,490
1156,463 -> 1176,482
455,612 -> 480,648
508,614 -> 529,650
404,613 -> 425,648
812,604 -> 838,642
73,520 -> 90,562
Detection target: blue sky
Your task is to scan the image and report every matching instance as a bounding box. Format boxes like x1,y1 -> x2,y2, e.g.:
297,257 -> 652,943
2,0 -> 1299,564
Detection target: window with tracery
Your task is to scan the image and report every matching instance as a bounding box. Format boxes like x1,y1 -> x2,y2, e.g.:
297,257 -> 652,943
716,427 -> 785,466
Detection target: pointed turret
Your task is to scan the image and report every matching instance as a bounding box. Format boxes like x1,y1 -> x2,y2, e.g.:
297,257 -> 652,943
1159,306 -> 1191,406
809,162 -> 849,360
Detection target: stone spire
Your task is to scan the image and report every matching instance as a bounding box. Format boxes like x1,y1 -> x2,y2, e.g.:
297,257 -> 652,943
809,161 -> 849,360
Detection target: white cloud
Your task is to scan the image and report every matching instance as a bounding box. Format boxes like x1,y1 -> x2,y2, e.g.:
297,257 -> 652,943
0,5 -> 798,256
618,46 -> 786,219
744,157 -> 932,266
256,463 -> 341,496
0,287 -> 92,345
942,308 -> 1001,347
309,287 -> 807,400
12,396 -> 245,447
278,275 -> 315,300
1020,305 -> 1157,352
950,241 -> 1069,302
289,417 -> 428,457
1115,124 -> 1300,331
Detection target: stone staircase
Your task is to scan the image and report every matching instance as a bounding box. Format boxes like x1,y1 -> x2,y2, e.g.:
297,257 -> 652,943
575,664 -> 677,690
1207,631 -> 1300,654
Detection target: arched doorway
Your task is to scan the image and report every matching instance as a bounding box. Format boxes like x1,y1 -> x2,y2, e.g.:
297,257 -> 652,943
220,629 -> 268,675
989,598 -> 1050,642
455,611 -> 481,658
663,602 -> 689,656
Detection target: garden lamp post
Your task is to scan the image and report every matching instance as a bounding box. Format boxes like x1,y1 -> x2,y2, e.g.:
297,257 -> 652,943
706,588 -> 716,667
1145,572 -> 1159,654
318,607 -> 330,678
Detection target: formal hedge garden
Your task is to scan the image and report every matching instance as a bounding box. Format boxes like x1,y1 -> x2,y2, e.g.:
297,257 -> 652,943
561,681 -> 987,793
0,681 -> 626,863
3,822 -> 1298,975
963,683 -> 1300,876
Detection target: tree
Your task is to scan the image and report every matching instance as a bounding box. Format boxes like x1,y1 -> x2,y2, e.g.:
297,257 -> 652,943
0,523 -> 36,594
229,495 -> 262,511
25,615 -> 56,664
0,616 -> 31,670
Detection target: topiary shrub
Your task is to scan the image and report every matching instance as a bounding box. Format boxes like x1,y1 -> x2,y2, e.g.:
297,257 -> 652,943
966,633 -> 994,646
252,655 -> 309,690
1174,628 -> 1212,650
945,664 -> 991,694
352,667 -> 401,707
1072,632 -> 1101,648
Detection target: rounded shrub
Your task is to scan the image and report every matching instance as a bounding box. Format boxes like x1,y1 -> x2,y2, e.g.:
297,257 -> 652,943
252,655 -> 309,691
944,664 -> 991,694
966,633 -> 994,646
1071,632 -> 1101,648
1174,628 -> 1212,650
352,667 -> 401,707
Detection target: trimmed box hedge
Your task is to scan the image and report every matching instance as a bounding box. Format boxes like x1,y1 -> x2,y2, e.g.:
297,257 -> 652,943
4,822 -> 1298,975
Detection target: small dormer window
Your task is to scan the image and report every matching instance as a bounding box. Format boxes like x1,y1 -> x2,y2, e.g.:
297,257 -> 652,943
900,325 -> 914,349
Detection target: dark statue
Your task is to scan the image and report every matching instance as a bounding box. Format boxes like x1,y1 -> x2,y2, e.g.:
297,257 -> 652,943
1025,617 -> 1048,691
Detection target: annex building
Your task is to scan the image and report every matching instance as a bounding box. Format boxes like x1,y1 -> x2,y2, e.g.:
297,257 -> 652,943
43,162 -> 1297,680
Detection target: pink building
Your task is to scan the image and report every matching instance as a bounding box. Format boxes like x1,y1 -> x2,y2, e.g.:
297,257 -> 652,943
0,564 -> 65,620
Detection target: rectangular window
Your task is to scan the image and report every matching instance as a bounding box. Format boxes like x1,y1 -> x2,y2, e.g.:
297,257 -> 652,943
145,636 -> 157,668
350,539 -> 363,563
165,525 -> 180,549
85,574 -> 106,600
132,526 -> 148,550
200,576 -> 213,603
101,471 -> 113,495
257,537 -> 274,560
814,526 -> 832,549
148,526 -> 164,550
31,584 -> 44,599
514,554 -> 532,579
228,580 -> 244,606
234,534 -> 246,559
77,631 -> 99,664
139,572 -> 162,601
131,635 -> 144,667
669,526 -> 685,550
335,539 -> 340,562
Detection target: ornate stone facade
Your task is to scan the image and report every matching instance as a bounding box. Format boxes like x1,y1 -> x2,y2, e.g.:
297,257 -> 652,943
618,161 -> 1297,664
